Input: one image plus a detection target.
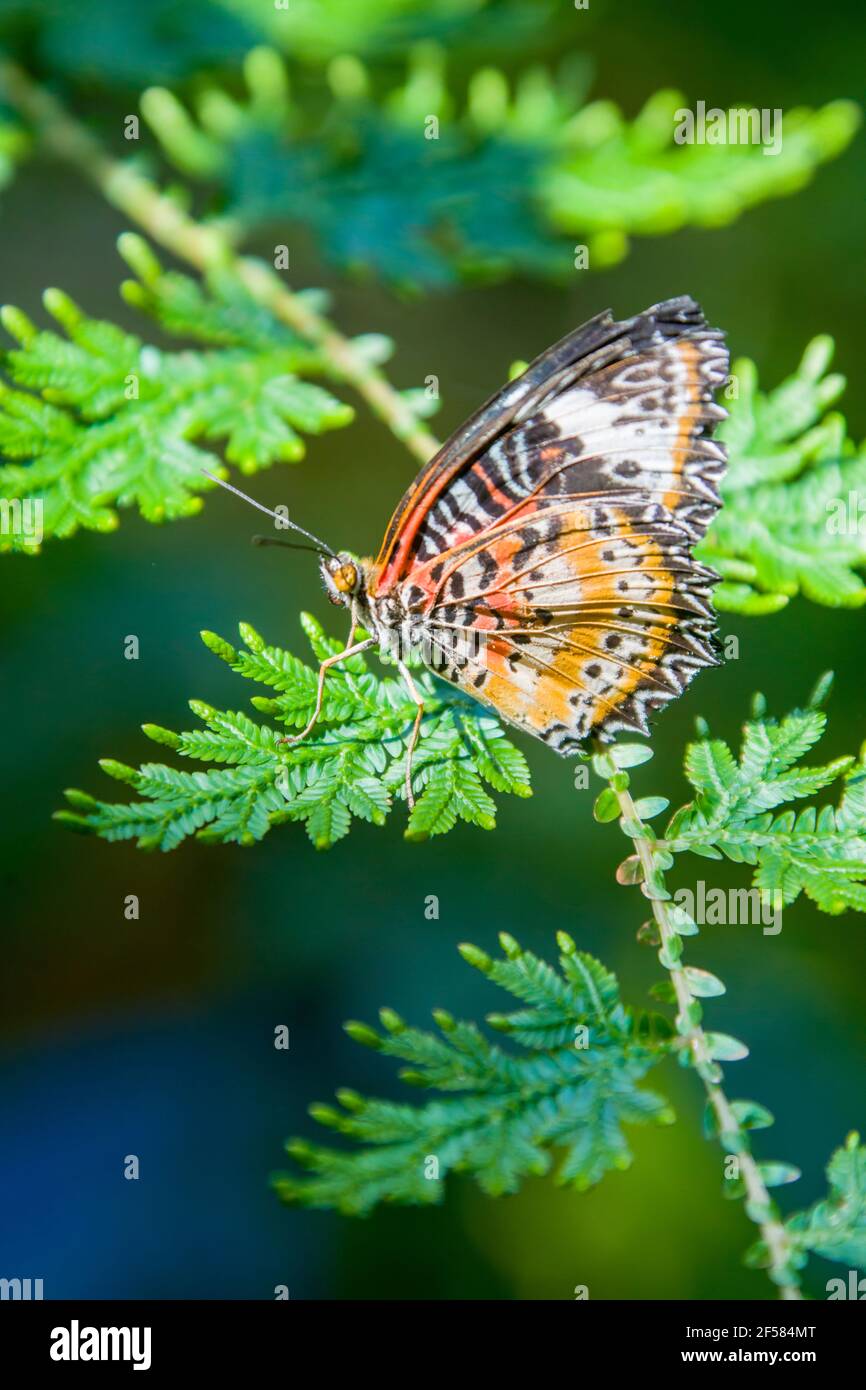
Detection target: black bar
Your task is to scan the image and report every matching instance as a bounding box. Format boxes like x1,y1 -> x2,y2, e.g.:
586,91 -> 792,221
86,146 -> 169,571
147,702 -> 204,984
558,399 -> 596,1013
1,1298 -> 860,1374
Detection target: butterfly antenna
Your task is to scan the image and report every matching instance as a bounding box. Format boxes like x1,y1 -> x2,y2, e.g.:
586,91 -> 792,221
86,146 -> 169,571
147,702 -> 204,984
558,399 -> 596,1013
201,468 -> 337,557
251,535 -> 326,556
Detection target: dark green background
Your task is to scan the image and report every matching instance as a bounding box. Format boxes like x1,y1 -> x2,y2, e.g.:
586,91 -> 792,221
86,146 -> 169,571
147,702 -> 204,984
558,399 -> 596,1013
2,0 -> 865,1299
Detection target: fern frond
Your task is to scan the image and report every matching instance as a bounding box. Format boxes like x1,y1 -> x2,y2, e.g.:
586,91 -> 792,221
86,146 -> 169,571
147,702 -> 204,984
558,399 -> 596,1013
273,933 -> 674,1214
664,681 -> 866,913
783,1133 -> 866,1272
700,336 -> 866,612
0,235 -> 358,551
140,46 -> 858,288
543,94 -> 858,263
55,615 -> 531,850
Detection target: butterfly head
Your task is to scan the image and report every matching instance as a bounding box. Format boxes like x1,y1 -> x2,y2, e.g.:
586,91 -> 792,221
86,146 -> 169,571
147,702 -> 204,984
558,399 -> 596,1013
320,552 -> 363,607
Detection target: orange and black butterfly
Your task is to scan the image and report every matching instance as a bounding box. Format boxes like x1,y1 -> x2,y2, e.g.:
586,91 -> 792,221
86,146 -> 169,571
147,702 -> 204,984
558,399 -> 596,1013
208,296 -> 728,804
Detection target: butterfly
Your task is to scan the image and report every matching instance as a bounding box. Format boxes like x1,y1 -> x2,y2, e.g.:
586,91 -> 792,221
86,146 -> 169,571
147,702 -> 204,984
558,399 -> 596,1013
206,295 -> 728,807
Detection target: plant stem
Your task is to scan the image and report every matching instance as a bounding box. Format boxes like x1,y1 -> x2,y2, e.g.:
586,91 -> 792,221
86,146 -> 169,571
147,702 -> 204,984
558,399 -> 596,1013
594,754 -> 803,1300
0,59 -> 442,466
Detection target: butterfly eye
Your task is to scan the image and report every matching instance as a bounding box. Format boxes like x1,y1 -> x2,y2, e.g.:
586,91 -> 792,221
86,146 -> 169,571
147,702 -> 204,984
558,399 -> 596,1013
320,556 -> 359,605
332,562 -> 359,594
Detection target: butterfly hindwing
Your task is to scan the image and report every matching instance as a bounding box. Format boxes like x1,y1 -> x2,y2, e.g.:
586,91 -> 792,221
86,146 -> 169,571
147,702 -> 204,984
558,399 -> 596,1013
404,500 -> 721,749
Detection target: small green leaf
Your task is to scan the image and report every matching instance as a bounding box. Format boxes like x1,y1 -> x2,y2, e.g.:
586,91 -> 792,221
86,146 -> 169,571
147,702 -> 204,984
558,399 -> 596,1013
633,796 -> 670,819
141,723 -> 182,750
593,788 -> 620,822
757,1162 -> 802,1188
641,869 -> 670,901
610,742 -> 653,768
657,936 -> 682,968
683,967 -> 726,998
616,855 -> 644,885
704,1033 -> 749,1062
343,1021 -> 382,1049
730,1100 -> 775,1131
637,920 -> 661,947
667,905 -> 700,936
458,943 -> 493,974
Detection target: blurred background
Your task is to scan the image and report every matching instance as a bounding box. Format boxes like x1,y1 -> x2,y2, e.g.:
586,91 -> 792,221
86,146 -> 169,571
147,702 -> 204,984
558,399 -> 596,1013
1,0 -> 865,1299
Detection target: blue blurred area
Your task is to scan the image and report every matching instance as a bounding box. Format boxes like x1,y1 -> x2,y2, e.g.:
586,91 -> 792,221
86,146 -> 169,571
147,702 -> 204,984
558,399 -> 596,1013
1,1001 -> 324,1298
2,0 -> 865,1300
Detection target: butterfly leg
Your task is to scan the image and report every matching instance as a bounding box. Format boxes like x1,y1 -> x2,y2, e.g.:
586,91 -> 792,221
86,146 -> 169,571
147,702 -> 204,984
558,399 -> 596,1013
396,660 -> 426,811
281,633 -> 376,745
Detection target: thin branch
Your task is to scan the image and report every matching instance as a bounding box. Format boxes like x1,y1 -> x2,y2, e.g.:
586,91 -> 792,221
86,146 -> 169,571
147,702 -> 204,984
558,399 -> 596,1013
592,748 -> 803,1300
0,59 -> 442,467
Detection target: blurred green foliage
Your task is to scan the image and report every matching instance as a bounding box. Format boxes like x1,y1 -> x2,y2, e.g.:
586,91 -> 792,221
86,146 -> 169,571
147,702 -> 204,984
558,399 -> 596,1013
0,112 -> 25,189
225,0 -> 569,68
275,932 -> 674,1213
1,0 -> 858,288
785,1132 -> 866,1272
0,0 -> 261,86
138,45 -> 859,289
0,0 -> 566,84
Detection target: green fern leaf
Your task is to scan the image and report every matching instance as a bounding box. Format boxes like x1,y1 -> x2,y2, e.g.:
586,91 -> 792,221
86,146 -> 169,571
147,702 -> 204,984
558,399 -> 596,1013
0,237 -> 357,551
785,1133 -> 866,1271
700,337 -> 866,612
273,934 -> 673,1214
664,684 -> 866,913
55,616 -> 532,850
